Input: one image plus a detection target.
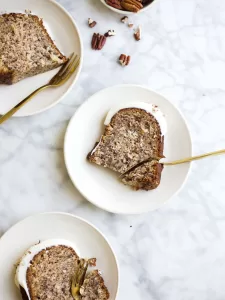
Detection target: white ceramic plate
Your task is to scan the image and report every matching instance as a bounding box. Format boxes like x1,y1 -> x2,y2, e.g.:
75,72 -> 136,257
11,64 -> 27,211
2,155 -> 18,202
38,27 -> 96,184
0,212 -> 119,300
100,0 -> 158,15
64,85 -> 192,214
0,0 -> 82,116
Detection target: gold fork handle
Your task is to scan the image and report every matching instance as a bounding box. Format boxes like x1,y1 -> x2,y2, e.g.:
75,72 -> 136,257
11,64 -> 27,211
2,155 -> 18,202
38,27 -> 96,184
164,149 -> 225,166
0,84 -> 49,125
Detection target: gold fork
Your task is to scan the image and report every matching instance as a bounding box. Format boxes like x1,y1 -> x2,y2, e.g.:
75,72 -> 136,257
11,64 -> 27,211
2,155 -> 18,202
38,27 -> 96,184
120,149 -> 225,177
71,259 -> 89,300
0,53 -> 80,125
163,149 -> 225,165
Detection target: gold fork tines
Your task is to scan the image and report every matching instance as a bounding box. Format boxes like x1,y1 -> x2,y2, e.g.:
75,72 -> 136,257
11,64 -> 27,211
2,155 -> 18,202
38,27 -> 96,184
71,259 -> 88,300
50,53 -> 80,86
0,53 -> 80,125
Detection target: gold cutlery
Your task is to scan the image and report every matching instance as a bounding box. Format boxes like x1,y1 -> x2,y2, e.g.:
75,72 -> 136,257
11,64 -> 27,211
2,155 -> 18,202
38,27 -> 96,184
120,149 -> 225,177
71,259 -> 88,300
0,53 -> 80,125
163,149 -> 225,165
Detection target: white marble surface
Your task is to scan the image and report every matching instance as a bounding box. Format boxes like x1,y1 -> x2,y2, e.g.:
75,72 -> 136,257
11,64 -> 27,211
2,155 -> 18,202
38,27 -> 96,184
1,0 -> 225,299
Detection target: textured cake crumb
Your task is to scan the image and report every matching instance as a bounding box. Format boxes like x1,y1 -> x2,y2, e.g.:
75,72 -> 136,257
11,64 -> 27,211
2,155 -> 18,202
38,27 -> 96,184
80,270 -> 110,300
0,13 -> 67,84
87,108 -> 164,190
26,246 -> 78,300
88,108 -> 164,174
121,159 -> 163,190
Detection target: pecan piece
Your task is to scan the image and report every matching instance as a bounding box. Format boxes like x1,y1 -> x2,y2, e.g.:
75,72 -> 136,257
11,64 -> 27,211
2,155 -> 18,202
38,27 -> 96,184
134,26 -> 141,41
88,18 -> 97,28
105,0 -> 122,9
88,258 -> 97,267
121,16 -> 128,23
91,33 -> 107,50
119,54 -> 131,66
104,30 -> 116,37
121,0 -> 143,12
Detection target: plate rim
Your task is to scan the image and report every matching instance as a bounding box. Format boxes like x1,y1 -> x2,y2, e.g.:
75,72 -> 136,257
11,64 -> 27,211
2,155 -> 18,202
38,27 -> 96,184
0,211 -> 120,300
64,84 -> 193,214
0,0 -> 83,117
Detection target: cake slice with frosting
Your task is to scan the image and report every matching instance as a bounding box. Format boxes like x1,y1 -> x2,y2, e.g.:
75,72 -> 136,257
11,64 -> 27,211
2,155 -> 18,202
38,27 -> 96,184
15,240 -> 79,300
15,239 -> 109,300
87,102 -> 166,190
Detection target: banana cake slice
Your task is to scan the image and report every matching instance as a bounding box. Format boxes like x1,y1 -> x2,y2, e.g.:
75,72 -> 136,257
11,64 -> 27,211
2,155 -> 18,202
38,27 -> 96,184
0,13 -> 67,84
15,240 -> 79,300
15,239 -> 109,300
87,102 -> 167,190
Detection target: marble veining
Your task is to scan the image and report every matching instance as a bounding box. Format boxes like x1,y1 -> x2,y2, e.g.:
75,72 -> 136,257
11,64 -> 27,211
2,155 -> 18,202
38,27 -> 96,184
1,0 -> 225,299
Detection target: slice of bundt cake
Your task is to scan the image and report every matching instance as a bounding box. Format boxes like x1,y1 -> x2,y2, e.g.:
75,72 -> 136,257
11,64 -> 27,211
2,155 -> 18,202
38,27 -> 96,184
0,13 -> 67,84
15,240 -> 79,300
15,240 -> 110,300
88,107 -> 164,174
87,103 -> 166,190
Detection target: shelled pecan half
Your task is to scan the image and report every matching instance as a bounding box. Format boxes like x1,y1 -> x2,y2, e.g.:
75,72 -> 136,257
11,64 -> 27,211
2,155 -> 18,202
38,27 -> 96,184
91,33 -> 107,50
121,0 -> 143,12
106,0 -> 123,9
119,54 -> 131,66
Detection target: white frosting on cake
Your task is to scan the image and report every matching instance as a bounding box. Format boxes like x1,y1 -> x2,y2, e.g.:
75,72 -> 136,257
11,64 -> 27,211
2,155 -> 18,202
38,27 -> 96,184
104,102 -> 167,136
15,239 -> 79,300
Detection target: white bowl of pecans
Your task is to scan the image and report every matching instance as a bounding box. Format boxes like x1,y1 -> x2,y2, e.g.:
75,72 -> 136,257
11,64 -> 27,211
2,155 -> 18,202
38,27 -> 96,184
100,0 -> 156,14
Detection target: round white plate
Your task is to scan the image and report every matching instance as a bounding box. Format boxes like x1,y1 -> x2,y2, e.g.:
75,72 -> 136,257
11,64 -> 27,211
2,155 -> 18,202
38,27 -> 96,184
64,85 -> 192,214
0,212 -> 119,300
0,0 -> 82,116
